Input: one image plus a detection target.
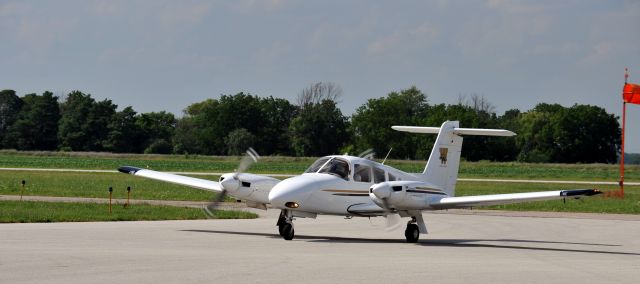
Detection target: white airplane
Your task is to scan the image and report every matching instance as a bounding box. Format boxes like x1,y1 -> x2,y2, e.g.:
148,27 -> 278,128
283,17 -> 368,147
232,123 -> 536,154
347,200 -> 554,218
118,121 -> 601,242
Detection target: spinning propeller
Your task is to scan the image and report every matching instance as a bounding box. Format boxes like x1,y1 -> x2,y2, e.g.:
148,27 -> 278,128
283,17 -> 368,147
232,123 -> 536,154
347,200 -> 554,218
371,185 -> 403,231
203,148 -> 260,217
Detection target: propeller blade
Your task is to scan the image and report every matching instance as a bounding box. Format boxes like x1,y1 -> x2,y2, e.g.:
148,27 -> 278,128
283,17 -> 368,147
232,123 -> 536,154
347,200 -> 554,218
203,189 -> 227,218
236,147 -> 259,176
357,148 -> 375,160
203,148 -> 260,217
384,213 -> 402,231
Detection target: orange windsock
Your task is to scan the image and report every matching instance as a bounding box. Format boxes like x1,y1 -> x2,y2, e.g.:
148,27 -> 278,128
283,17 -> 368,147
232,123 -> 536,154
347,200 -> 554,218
623,83 -> 640,104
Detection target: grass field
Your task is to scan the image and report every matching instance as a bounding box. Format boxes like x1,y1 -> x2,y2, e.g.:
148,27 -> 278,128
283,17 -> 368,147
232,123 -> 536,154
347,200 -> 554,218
0,200 -> 258,223
1,170 -> 638,214
1,150 -> 638,181
0,171 -> 219,201
1,151 -> 638,216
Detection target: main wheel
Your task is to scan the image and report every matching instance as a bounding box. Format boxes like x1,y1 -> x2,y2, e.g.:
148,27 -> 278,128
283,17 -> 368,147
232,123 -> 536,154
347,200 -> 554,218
405,224 -> 419,243
282,223 -> 295,240
278,222 -> 285,236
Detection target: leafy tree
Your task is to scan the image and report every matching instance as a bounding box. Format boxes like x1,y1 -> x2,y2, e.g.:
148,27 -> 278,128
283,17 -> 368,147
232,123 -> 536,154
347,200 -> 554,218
181,98 -> 220,154
173,116 -> 200,154
553,104 -> 619,163
136,111 -> 176,152
290,100 -> 348,156
58,91 -> 94,150
516,103 -> 620,163
5,92 -> 60,150
224,128 -> 256,155
178,93 -> 290,155
258,97 -> 297,155
105,106 -> 144,153
58,91 -> 116,151
350,86 -> 428,159
0,90 -> 23,147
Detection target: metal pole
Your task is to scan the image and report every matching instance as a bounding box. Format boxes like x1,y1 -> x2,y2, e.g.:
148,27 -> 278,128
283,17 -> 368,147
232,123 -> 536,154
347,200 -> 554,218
20,180 -> 25,201
126,186 -> 131,208
109,187 -> 113,214
620,102 -> 626,197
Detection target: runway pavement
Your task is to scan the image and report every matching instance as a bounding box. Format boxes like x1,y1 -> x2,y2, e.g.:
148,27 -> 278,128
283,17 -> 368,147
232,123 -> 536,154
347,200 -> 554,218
1,210 -> 639,283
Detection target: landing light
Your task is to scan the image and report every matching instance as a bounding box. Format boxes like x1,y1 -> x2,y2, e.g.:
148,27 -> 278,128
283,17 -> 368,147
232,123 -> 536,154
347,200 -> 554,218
285,202 -> 300,209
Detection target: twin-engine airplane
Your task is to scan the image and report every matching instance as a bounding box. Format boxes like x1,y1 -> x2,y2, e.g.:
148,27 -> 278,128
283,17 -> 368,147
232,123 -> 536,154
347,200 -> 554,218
118,121 -> 601,242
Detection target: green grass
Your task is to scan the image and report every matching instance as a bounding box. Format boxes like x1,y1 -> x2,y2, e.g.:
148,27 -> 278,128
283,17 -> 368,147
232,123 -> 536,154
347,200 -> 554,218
1,150 -> 638,181
0,150 -> 313,174
0,171 -> 218,201
0,200 -> 258,223
1,151 -> 639,215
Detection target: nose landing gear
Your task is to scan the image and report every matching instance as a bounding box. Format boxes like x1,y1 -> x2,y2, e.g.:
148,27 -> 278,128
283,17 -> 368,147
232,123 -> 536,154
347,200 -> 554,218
404,214 -> 426,243
277,210 -> 295,240
405,223 -> 420,243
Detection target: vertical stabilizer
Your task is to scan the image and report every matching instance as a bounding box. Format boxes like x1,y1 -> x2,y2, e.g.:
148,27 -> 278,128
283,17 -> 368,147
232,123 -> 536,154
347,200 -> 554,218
392,121 -> 516,197
421,121 -> 462,196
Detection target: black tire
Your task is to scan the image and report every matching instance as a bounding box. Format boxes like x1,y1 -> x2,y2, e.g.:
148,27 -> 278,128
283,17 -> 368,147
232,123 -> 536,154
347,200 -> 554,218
278,223 -> 285,236
405,224 -> 419,243
282,223 -> 294,240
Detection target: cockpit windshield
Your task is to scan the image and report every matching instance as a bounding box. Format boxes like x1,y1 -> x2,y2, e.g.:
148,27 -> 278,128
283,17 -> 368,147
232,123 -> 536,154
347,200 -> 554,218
305,157 -> 331,173
305,157 -> 350,180
318,158 -> 350,179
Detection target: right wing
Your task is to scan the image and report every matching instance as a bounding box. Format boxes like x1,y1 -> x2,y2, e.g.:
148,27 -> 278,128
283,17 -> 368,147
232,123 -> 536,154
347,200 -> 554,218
118,166 -> 223,192
429,189 -> 602,209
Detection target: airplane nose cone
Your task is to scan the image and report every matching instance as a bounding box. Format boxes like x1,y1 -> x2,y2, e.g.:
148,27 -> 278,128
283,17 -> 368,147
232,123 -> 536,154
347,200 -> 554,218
268,175 -> 319,209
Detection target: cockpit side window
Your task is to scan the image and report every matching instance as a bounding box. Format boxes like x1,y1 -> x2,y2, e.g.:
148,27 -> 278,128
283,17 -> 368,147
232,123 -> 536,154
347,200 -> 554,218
305,157 -> 330,173
353,164 -> 372,183
318,158 -> 350,180
373,167 -> 385,183
388,172 -> 397,181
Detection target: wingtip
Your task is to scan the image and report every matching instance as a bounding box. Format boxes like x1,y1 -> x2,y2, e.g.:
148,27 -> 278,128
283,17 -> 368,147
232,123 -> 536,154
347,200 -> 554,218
118,166 -> 142,174
561,189 -> 603,197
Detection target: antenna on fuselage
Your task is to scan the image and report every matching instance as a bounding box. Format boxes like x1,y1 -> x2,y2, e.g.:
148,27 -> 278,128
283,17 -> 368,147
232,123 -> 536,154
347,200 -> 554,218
381,147 -> 393,165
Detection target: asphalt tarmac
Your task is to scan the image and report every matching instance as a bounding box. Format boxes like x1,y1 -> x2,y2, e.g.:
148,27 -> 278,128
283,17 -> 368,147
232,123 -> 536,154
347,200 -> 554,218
1,210 -> 639,283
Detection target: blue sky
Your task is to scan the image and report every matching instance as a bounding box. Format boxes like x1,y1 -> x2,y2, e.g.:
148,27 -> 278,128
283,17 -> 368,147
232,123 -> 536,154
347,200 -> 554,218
1,0 -> 639,152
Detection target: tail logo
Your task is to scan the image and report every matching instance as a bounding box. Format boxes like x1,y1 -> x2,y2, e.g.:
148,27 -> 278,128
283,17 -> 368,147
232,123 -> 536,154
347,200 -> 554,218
439,147 -> 448,166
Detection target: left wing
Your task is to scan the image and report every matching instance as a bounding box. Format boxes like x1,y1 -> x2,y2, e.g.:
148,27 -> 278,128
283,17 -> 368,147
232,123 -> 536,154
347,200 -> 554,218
118,166 -> 223,192
429,189 -> 601,209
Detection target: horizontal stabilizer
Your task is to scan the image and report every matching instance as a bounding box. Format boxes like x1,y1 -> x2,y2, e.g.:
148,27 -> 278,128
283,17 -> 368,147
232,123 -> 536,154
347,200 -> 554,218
392,126 -> 516,136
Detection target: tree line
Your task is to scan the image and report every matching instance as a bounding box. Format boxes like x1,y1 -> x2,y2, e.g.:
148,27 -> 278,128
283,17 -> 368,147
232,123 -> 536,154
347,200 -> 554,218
0,85 -> 621,163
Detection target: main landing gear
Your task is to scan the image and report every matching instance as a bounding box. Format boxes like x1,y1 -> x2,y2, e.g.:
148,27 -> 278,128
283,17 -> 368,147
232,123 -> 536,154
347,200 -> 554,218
277,210 -> 294,240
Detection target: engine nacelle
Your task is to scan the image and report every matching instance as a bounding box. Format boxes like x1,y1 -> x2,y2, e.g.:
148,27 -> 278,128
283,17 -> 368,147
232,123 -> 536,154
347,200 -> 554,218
369,180 -> 447,210
219,173 -> 280,204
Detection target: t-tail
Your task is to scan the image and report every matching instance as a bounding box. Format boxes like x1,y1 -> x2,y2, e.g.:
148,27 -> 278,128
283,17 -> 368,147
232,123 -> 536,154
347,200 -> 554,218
392,121 -> 516,197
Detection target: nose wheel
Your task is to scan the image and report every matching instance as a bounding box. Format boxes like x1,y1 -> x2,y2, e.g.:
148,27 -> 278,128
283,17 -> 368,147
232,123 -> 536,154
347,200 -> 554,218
404,215 -> 423,243
404,223 -> 419,243
277,210 -> 295,240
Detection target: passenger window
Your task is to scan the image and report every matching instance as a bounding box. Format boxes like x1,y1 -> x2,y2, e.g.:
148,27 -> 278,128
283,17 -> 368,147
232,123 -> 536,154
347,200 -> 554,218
373,167 -> 385,183
388,173 -> 396,181
353,164 -> 372,183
